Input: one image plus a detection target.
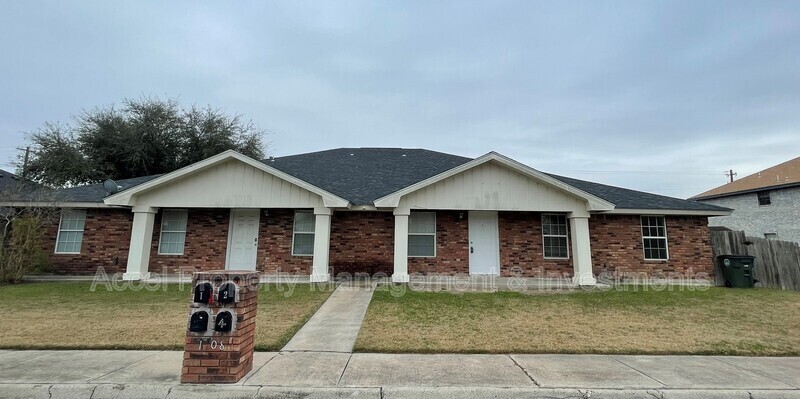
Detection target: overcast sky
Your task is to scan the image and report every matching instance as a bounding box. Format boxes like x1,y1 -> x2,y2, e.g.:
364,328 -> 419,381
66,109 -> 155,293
1,1 -> 798,198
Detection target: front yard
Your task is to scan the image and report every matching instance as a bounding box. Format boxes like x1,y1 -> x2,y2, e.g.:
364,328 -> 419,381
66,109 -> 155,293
354,287 -> 800,356
0,282 -> 333,351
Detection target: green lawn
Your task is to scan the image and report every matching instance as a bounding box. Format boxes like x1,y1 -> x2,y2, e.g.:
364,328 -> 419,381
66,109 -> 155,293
355,287 -> 800,356
0,282 -> 333,350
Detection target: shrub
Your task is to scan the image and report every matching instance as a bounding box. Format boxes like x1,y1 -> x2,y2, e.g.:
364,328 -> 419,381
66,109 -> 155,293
0,214 -> 50,283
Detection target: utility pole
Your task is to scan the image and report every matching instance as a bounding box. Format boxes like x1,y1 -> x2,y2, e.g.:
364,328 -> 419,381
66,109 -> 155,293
16,147 -> 31,178
725,169 -> 737,183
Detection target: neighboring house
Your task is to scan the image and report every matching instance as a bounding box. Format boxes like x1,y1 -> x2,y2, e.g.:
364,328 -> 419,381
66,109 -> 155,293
0,169 -> 22,196
692,156 -> 800,242
0,148 -> 730,284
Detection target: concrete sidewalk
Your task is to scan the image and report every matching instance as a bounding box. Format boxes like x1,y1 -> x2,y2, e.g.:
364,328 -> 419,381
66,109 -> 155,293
281,282 -> 375,352
0,350 -> 798,398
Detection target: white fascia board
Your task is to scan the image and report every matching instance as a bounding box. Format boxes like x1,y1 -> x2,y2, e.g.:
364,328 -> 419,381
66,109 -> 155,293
104,150 -> 350,208
601,208 -> 733,216
373,152 -> 616,211
0,201 -> 117,208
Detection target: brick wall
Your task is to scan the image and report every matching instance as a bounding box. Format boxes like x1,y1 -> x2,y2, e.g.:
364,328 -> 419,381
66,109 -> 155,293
44,208 -> 714,279
328,211 -> 394,276
259,209 -> 312,275
408,211 -> 470,275
499,212 -> 573,277
589,214 -> 713,278
149,209 -> 230,274
46,209 -> 132,274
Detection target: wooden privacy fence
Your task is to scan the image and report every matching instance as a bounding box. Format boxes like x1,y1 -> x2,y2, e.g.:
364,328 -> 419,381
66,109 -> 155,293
710,230 -> 800,291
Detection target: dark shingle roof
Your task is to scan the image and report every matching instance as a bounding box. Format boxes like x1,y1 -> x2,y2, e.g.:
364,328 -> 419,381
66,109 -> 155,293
546,173 -> 730,212
265,148 -> 472,205
0,170 -> 21,193
5,148 -> 729,213
57,175 -> 163,202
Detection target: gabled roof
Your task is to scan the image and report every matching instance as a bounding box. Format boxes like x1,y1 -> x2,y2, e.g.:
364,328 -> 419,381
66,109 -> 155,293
267,148 -> 472,205
692,156 -> 800,200
104,150 -> 351,208
1,148 -> 732,214
373,152 -> 615,211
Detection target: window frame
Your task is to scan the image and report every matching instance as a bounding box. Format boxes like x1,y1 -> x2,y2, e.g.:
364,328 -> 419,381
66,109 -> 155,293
757,190 -> 771,206
54,209 -> 87,254
408,212 -> 437,258
541,213 -> 570,259
157,209 -> 189,255
291,210 -> 315,257
641,216 -> 669,261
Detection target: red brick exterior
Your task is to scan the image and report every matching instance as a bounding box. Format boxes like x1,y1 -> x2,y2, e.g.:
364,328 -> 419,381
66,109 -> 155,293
150,209 -> 230,274
408,211 -> 470,275
45,209 -> 132,274
182,271 -> 259,384
499,212 -> 572,277
45,208 -> 713,279
259,209 -> 312,275
589,215 -> 714,279
328,211 -> 394,276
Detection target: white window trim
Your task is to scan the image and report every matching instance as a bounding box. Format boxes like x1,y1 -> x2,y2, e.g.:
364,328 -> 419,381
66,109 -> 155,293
641,215 -> 669,261
542,213 -> 569,259
158,209 -> 188,255
54,209 -> 87,254
291,210 -> 315,257
408,211 -> 437,258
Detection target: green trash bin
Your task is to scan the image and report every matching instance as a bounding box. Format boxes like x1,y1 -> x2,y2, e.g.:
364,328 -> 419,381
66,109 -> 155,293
717,255 -> 757,288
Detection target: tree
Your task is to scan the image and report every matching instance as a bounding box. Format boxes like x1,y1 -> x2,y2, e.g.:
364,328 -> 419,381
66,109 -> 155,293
20,97 -> 268,187
0,181 -> 57,283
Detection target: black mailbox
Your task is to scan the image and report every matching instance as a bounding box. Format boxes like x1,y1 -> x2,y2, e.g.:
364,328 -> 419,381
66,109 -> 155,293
217,282 -> 236,304
193,282 -> 213,303
189,311 -> 209,332
214,311 -> 233,332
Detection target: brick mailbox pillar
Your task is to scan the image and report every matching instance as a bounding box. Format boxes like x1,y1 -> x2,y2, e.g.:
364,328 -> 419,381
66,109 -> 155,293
181,270 -> 260,384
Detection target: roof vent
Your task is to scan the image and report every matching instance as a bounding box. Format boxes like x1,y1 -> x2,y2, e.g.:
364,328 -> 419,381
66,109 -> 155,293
401,154 -> 407,157
350,153 -> 354,156
268,156 -> 275,162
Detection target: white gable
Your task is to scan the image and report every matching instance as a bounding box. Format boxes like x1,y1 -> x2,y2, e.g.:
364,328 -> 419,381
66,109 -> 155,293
130,158 -> 324,208
398,160 -> 588,212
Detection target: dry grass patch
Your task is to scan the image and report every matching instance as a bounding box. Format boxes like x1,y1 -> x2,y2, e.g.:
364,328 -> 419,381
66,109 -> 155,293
355,287 -> 800,355
0,282 -> 333,350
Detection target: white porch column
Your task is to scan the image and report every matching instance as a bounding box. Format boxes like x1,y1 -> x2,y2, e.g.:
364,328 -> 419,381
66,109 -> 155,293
310,207 -> 332,282
392,209 -> 410,283
123,206 -> 158,281
569,213 -> 597,286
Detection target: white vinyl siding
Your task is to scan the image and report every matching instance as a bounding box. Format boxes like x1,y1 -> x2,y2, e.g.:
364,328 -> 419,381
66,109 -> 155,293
55,209 -> 86,254
408,212 -> 436,257
292,210 -> 315,256
641,216 -> 669,260
542,214 -> 569,259
158,209 -> 188,255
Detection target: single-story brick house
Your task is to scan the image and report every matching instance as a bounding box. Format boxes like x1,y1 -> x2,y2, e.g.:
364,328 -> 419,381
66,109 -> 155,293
0,148 -> 731,285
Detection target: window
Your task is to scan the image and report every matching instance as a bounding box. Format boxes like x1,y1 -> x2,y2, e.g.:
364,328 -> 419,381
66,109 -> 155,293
408,212 -> 436,257
158,210 -> 188,255
757,190 -> 771,206
764,233 -> 778,240
55,209 -> 86,254
292,211 -> 315,256
542,214 -> 569,258
641,216 -> 668,260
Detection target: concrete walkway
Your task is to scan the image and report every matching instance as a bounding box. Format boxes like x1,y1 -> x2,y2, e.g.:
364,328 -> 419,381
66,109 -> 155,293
281,281 -> 375,352
0,350 -> 798,398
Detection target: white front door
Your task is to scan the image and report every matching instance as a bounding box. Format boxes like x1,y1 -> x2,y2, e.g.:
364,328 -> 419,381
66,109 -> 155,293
226,209 -> 260,270
468,211 -> 500,275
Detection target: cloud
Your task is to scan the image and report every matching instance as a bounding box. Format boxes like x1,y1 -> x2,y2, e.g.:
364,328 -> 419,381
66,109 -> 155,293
0,0 -> 798,198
